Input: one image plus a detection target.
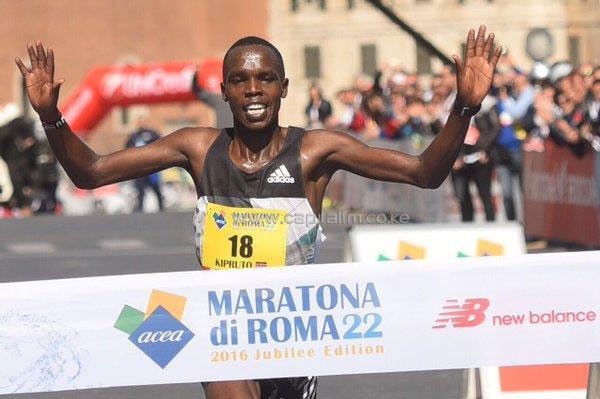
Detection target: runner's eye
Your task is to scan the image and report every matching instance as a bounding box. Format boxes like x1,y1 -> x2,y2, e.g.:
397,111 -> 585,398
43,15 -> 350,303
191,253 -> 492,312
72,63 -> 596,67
260,75 -> 277,83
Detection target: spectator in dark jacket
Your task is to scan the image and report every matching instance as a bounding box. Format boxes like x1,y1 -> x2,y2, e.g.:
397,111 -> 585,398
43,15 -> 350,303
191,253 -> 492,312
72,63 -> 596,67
451,97 -> 500,222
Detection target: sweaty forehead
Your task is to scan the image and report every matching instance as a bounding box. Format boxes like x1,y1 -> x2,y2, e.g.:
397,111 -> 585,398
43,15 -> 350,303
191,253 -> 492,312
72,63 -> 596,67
223,45 -> 283,77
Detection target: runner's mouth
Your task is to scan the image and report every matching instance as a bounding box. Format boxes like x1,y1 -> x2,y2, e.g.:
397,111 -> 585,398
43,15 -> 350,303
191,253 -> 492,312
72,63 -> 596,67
244,103 -> 268,119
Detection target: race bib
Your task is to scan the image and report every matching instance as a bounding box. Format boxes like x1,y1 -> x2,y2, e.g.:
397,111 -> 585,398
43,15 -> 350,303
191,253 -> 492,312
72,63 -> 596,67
202,203 -> 288,270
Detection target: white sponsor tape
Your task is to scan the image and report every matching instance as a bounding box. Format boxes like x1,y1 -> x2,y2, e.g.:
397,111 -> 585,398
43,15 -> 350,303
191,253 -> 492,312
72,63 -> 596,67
0,251 -> 599,394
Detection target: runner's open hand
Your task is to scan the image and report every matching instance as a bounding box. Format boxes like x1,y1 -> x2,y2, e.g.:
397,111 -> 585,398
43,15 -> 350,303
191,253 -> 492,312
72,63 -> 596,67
15,42 -> 64,122
453,25 -> 502,107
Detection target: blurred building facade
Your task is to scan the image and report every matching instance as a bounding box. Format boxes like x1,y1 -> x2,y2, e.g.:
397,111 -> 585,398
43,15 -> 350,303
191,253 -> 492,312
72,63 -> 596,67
2,0 -> 599,139
271,0 -> 600,126
0,0 -> 268,152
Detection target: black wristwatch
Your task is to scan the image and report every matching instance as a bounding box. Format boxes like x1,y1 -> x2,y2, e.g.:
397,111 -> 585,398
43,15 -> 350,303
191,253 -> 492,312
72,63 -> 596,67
42,116 -> 68,130
453,100 -> 481,117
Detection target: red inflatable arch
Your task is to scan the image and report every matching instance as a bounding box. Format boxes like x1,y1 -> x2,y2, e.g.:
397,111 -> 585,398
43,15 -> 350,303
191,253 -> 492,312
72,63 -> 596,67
61,59 -> 222,137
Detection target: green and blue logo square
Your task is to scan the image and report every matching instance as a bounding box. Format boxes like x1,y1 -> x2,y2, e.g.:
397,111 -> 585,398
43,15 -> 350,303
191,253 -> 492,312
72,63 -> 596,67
114,290 -> 194,368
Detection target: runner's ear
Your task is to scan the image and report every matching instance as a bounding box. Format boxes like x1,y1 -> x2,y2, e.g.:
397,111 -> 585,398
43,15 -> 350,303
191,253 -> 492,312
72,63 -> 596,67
281,78 -> 289,99
220,82 -> 228,102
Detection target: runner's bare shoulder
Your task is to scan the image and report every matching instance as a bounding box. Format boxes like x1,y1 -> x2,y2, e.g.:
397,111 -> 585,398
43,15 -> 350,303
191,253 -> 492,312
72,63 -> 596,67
302,128 -> 355,157
166,126 -> 221,160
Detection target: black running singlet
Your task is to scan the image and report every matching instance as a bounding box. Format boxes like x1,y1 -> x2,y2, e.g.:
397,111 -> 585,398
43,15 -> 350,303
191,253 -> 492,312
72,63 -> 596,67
193,127 -> 324,269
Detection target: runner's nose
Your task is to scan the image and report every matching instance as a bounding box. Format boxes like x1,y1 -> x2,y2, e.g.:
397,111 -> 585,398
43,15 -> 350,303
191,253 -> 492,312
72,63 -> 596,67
245,77 -> 263,97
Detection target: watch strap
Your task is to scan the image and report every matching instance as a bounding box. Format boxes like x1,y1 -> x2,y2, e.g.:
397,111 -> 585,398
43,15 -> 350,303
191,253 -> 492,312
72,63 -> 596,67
42,116 -> 67,130
453,100 -> 481,117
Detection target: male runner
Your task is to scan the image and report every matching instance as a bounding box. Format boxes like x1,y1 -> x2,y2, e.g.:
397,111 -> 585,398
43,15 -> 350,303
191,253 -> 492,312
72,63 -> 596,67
16,25 -> 501,399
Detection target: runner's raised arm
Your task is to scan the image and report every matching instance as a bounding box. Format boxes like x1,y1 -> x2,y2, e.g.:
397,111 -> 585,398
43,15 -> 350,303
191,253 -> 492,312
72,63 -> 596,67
15,42 -> 199,189
315,25 -> 502,188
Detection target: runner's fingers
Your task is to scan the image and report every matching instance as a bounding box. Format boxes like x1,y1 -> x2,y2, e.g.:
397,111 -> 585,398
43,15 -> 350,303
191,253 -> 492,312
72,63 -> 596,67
47,47 -> 55,77
36,42 -> 47,68
483,33 -> 494,60
490,45 -> 503,69
466,29 -> 476,58
27,44 -> 38,69
52,78 -> 65,95
475,25 -> 486,57
15,57 -> 30,76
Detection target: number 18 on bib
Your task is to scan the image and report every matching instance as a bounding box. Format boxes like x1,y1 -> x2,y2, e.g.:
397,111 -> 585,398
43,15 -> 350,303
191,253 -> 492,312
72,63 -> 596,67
202,203 -> 288,269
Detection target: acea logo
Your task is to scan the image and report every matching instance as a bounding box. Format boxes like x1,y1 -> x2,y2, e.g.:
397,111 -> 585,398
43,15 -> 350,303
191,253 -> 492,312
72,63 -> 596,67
212,210 -> 227,230
114,289 -> 195,368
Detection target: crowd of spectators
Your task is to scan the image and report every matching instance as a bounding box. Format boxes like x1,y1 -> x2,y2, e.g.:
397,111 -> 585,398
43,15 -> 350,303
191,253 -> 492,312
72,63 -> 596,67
306,56 -> 600,222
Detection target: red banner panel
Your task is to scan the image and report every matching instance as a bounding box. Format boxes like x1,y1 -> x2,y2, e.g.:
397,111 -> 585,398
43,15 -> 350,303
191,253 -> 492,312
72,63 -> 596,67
500,364 -> 589,391
523,140 -> 600,246
60,59 -> 222,136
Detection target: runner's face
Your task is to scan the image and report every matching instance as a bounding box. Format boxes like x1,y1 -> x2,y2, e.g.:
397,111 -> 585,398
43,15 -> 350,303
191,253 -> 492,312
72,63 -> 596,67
222,46 -> 288,131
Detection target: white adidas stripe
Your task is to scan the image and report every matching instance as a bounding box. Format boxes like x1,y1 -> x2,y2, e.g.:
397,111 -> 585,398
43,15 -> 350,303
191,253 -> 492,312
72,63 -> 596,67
280,164 -> 291,177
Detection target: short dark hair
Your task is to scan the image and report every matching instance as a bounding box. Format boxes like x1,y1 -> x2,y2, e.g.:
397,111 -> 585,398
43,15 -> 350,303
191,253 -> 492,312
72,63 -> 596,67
223,36 -> 285,79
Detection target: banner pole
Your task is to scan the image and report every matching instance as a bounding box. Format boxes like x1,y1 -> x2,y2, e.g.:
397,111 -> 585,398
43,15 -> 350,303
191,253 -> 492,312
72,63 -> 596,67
461,368 -> 481,399
587,363 -> 600,399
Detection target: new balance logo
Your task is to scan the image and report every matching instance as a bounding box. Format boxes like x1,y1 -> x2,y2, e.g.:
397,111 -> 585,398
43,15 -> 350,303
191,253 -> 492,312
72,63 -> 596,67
267,164 -> 295,184
432,298 -> 490,329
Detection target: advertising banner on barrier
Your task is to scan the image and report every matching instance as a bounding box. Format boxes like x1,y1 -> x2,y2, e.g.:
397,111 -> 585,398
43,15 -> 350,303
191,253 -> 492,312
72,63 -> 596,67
523,140 -> 600,247
348,222 -> 526,262
1,252 -> 600,394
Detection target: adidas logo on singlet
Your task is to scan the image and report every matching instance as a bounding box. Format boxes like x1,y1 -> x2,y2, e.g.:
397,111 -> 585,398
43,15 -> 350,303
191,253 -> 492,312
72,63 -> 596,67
267,164 -> 295,184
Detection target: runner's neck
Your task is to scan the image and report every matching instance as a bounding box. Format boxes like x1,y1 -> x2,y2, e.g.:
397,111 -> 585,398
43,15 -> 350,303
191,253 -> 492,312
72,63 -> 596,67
228,126 -> 288,172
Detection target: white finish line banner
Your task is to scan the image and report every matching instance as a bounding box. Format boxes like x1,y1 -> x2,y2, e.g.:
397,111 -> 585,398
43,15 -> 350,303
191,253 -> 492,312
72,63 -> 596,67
1,252 -> 600,394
